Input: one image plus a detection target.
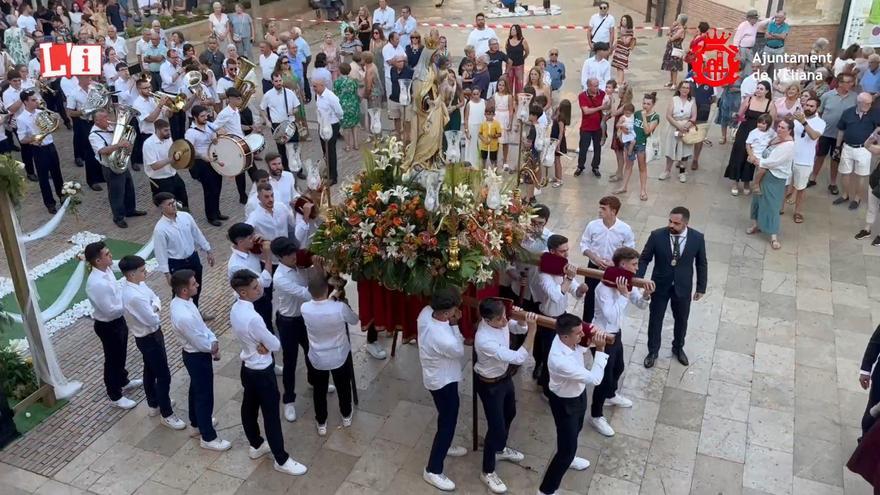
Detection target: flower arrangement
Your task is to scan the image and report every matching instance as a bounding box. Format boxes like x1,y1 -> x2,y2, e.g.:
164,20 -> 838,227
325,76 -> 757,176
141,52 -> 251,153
310,137 -> 533,296
0,155 -> 26,205
61,181 -> 83,217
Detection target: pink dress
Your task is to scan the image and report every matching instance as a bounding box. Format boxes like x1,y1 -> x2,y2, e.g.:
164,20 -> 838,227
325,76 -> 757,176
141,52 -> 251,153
773,97 -> 801,119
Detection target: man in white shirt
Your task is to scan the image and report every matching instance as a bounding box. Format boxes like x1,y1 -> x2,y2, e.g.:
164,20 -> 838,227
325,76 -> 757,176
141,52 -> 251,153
393,6 -> 417,48
227,222 -> 277,337
84,241 -> 143,410
502,204 -> 552,326
381,32 -> 406,98
4,72 -> 36,181
152,192 -> 214,307
229,269 -> 309,476
114,64 -> 137,107
473,298 -> 537,494
159,49 -> 189,139
185,104 -> 227,226
67,75 -> 106,189
258,42 -> 279,93
589,247 -> 652,437
260,73 -> 301,169
373,0 -> 396,39
16,88 -> 65,214
417,287 -> 468,491
119,255 -> 186,430
580,42 -> 612,92
313,79 -> 344,184
169,269 -> 231,452
246,183 -> 296,263
16,4 -> 37,35
466,13 -> 497,57
142,119 -> 188,205
537,313 -> 609,495
90,109 -> 144,228
245,169 -> 271,217
265,154 -> 299,209
587,2 -> 615,53
578,196 -> 635,323
132,76 -> 168,169
531,234 -> 589,395
788,96 -> 826,223
210,88 -> 248,138
105,25 -> 128,60
301,276 -> 359,436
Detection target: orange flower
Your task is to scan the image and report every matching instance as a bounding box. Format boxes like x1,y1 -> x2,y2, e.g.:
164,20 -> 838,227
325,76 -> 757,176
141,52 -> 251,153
347,215 -> 362,226
368,244 -> 380,255
374,226 -> 384,237
351,182 -> 362,193
415,208 -> 426,219
392,217 -> 403,227
365,207 -> 377,217
388,203 -> 399,211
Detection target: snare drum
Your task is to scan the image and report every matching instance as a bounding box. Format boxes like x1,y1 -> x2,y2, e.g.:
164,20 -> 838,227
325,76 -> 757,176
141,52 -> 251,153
245,134 -> 266,154
208,134 -> 252,177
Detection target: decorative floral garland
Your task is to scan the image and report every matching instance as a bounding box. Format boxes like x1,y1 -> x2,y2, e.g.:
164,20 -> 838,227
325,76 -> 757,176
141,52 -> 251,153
0,155 -> 26,204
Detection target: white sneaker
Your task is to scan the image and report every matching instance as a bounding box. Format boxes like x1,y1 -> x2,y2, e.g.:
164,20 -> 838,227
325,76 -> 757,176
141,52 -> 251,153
569,456 -> 590,471
316,423 -> 328,436
659,171 -> 670,180
503,163 -> 511,173
112,397 -> 137,410
447,445 -> 467,457
122,379 -> 143,391
200,438 -> 232,451
342,414 -> 353,427
249,441 -> 271,459
366,342 -> 387,360
275,365 -> 284,376
274,458 -> 307,476
284,403 -> 297,422
606,394 -> 633,408
148,399 -> 176,417
590,416 -> 615,437
423,470 -> 456,491
679,172 -> 687,183
188,417 -> 219,438
161,414 -> 186,430
496,447 -> 524,463
480,472 -> 508,493
328,384 -> 336,394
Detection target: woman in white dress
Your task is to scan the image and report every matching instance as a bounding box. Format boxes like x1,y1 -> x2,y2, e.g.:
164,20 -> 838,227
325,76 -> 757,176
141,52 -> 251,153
463,87 -> 486,167
662,80 -> 697,183
493,77 -> 514,171
209,2 -> 231,43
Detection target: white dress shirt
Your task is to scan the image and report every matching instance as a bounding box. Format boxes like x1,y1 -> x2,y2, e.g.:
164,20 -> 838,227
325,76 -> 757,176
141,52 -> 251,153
17,15 -> 37,34
217,76 -> 234,97
381,43 -> 406,79
473,320 -> 529,379
295,214 -> 321,249
103,62 -> 119,86
3,86 -> 24,118
231,299 -> 281,370
532,271 -> 582,317
132,94 -> 159,135
153,211 -> 211,273
301,299 -> 359,370
17,109 -> 54,145
185,124 -> 213,158
227,248 -> 273,287
122,281 -> 161,338
210,105 -> 244,138
245,190 -> 260,218
170,297 -> 217,353
160,61 -> 184,93
548,336 -> 608,398
66,85 -> 89,115
106,36 -> 128,59
581,57 -> 611,91
246,204 -> 296,242
593,282 -> 648,334
416,306 -> 465,391
260,87 -> 300,124
579,218 -> 636,263
507,227 -> 553,301
588,13 -> 615,43
86,267 -> 124,322
394,16 -> 418,47
269,171 -> 298,207
316,89 -> 344,126
273,264 -> 311,317
142,133 -> 176,179
671,227 -> 688,255
89,125 -> 116,165
372,6 -> 396,37
259,52 -> 279,81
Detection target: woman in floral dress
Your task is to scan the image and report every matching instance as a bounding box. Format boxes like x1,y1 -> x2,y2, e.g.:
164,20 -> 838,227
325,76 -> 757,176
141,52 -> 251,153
661,14 -> 687,89
335,63 -> 362,151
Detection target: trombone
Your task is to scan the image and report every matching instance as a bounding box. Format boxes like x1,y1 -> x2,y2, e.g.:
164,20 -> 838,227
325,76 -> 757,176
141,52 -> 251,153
150,91 -> 187,112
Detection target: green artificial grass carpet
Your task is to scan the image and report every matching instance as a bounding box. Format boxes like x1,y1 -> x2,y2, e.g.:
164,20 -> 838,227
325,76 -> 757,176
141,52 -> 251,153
12,399 -> 68,434
0,238 -> 143,348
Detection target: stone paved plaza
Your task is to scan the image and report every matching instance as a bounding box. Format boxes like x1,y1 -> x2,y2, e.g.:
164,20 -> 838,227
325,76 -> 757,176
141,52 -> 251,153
0,1 -> 878,493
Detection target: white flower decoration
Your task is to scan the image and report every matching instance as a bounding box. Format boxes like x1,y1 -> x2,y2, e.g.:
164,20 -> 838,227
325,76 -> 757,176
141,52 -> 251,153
488,231 -> 503,251
390,185 -> 410,201
358,220 -> 376,239
377,190 -> 393,204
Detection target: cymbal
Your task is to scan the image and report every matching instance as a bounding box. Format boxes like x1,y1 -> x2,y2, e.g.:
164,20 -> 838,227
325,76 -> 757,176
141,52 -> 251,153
169,139 -> 194,170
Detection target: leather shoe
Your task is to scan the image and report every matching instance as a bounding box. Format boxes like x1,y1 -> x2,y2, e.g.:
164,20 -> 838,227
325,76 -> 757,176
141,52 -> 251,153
217,214 -> 230,220
673,348 -> 689,366
47,204 -> 57,214
207,219 -> 222,226
27,173 -> 38,182
592,168 -> 602,178
127,210 -> 147,217
90,184 -> 103,191
643,352 -> 657,369
114,219 -> 128,228
238,196 -> 248,205
130,163 -> 142,172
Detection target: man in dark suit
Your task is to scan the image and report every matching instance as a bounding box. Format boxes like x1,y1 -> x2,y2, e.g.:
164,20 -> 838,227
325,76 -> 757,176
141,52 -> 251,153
859,323 -> 880,436
636,206 -> 708,368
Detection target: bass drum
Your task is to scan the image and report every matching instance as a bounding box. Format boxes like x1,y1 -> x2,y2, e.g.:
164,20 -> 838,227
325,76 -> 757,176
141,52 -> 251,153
208,134 -> 252,177
245,133 -> 266,155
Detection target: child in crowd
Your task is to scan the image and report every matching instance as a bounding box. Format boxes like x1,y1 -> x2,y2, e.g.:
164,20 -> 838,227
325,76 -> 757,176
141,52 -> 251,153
472,56 -> 491,102
461,59 -> 475,91
602,79 -> 619,146
618,103 -> 637,164
747,113 -> 776,195
464,88 -> 486,166
479,104 -> 502,170
550,99 -> 571,187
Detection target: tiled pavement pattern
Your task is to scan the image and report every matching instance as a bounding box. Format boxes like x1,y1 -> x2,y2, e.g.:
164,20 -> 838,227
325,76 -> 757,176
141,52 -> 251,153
0,0 -> 878,493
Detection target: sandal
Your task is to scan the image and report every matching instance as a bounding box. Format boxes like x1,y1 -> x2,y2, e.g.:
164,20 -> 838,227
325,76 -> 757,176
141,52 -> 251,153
640,192 -> 648,201
793,213 -> 804,223
770,240 -> 782,250
551,179 -> 563,188
613,188 -> 627,195
785,195 -> 795,205
746,226 -> 760,235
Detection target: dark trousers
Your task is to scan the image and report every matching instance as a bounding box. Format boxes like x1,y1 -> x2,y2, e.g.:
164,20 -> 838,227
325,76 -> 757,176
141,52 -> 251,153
577,129 -> 602,171
182,351 -> 217,442
254,284 -> 274,332
302,64 -> 311,101
169,111 -> 186,141
132,130 -> 149,166
168,252 -> 203,307
581,261 -> 601,323
270,122 -> 300,170
591,333 -> 624,417
426,381 -> 459,475
102,166 -> 137,222
240,363 -> 289,465
32,144 -> 63,208
185,0 -> 197,11
94,317 -> 130,401
276,313 -> 314,404
134,330 -> 173,418
535,325 -> 557,393
310,354 -> 353,424
149,174 -> 189,208
647,288 -> 691,354
71,116 -> 88,163
20,142 -> 34,177
476,376 -> 516,474
320,123 -> 341,181
365,325 -> 379,343
539,391 -> 587,495
863,366 -> 880,435
151,71 -> 161,91
235,165 -> 260,201
193,159 -> 223,221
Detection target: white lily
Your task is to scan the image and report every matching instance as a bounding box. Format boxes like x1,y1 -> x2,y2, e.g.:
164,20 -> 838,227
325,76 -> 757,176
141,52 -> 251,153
377,190 -> 393,204
390,185 -> 410,201
358,220 -> 376,238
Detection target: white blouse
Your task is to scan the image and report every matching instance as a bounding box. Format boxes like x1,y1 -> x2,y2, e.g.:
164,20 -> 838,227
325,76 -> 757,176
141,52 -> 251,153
759,139 -> 794,180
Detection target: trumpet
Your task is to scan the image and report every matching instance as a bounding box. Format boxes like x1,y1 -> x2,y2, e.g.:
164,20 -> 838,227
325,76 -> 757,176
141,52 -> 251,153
35,78 -> 56,95
150,91 -> 187,112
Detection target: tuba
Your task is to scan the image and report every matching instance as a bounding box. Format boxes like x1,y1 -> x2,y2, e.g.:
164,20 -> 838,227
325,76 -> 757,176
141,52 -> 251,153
233,57 -> 258,107
184,70 -> 206,103
32,102 -> 62,145
105,104 -> 140,174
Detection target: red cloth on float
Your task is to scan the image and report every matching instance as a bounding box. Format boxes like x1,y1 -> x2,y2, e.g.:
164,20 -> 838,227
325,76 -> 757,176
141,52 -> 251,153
357,279 -> 499,340
847,421 -> 880,492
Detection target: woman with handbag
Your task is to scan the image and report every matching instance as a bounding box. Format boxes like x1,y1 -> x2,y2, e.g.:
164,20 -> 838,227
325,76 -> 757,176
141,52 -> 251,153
661,15 -> 687,89
661,81 -> 697,183
724,80 -> 777,196
618,92 -> 659,201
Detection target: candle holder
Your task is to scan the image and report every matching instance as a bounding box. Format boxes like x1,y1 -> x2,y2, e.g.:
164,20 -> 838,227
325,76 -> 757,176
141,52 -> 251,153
398,78 -> 413,107
444,130 -> 462,162
286,142 -> 302,172
515,93 -> 533,123
447,236 -> 460,270
368,107 -> 383,139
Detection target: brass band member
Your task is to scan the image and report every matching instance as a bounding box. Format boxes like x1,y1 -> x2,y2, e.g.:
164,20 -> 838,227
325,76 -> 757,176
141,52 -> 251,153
89,108 -> 145,228
217,58 -> 258,203
67,75 -> 106,190
131,76 -> 167,171
2,71 -> 30,179
16,88 -> 64,214
142,118 -> 189,206
185,104 -> 227,226
259,71 -> 300,170
159,48 -> 191,140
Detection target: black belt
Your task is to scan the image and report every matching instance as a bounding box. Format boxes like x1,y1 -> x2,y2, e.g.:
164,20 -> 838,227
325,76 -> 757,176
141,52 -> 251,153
845,143 -> 865,148
477,369 -> 513,384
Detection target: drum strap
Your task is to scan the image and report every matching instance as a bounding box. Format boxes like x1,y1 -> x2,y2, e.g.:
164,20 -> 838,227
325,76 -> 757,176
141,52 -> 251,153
268,89 -> 290,126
